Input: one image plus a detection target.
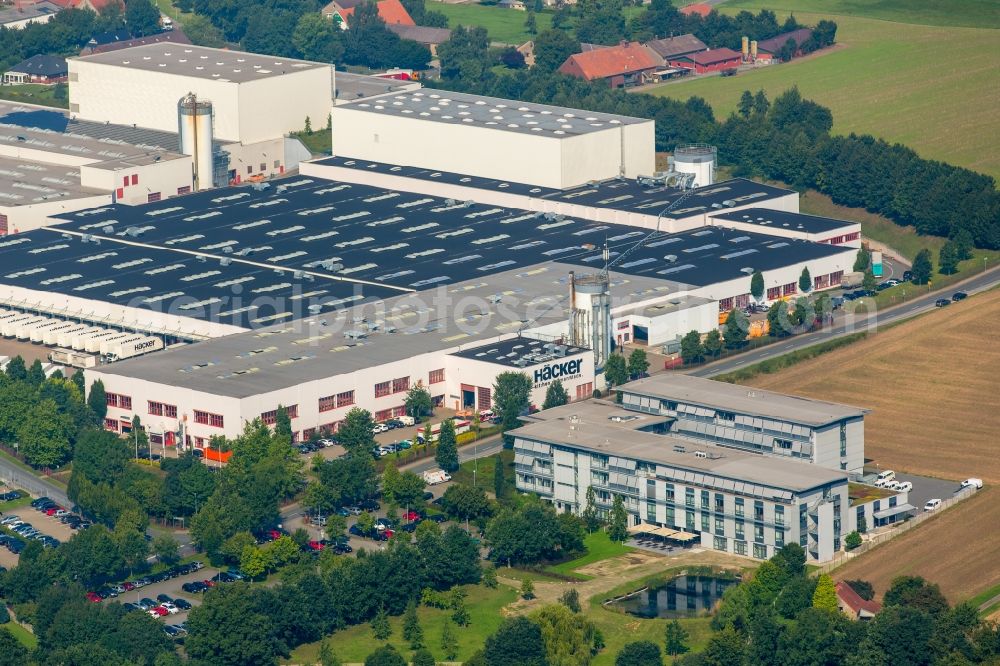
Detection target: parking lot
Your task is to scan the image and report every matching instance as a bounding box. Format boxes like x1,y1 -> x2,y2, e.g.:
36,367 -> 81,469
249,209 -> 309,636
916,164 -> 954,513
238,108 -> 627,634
106,565 -> 220,630
892,472 -> 966,513
4,505 -> 78,542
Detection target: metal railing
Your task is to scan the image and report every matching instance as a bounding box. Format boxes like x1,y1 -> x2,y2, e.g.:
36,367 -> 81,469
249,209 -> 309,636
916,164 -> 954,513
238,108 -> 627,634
814,486 -> 978,574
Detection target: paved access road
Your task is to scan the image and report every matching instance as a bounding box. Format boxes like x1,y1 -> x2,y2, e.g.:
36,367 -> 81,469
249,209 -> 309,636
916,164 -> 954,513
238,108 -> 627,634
690,267 -> 1000,379
0,456 -> 69,507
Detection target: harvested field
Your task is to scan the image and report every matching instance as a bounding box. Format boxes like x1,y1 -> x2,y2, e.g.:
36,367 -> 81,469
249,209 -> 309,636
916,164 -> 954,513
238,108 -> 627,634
834,488 -> 1000,603
747,288 -> 1000,485
739,287 -> 1000,602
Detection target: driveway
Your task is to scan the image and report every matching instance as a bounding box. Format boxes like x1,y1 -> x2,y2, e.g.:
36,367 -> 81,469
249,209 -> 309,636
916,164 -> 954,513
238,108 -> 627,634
891,472 -> 966,513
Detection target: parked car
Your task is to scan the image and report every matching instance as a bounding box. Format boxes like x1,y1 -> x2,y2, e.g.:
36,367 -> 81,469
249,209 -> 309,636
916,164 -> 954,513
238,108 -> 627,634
122,603 -> 143,613
318,438 -> 336,448
358,499 -> 380,511
156,594 -> 173,604
138,598 -> 157,611
428,514 -> 447,524
85,591 -> 102,603
923,499 -> 942,512
903,270 -> 914,281
403,510 -> 421,522
348,524 -> 365,537
961,478 -> 983,489
935,298 -> 950,307
896,481 -> 913,492
148,606 -> 169,618
875,470 -> 895,486
161,602 -> 180,615
952,291 -> 968,301
181,581 -> 207,594
163,625 -> 182,637
373,423 -> 389,434
173,598 -> 192,611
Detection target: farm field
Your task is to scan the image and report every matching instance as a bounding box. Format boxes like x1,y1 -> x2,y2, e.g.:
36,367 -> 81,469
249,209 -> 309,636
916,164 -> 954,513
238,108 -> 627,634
428,1 -> 553,43
724,0 -> 1000,29
741,287 -> 1000,601
646,12 -> 1000,180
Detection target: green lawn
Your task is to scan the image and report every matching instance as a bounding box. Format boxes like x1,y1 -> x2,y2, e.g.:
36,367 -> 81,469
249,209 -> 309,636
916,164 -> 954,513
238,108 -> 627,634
452,449 -> 515,497
0,84 -> 67,109
292,130 -> 332,156
287,583 -> 518,664
723,0 -> 1000,29
429,1 -> 553,43
0,495 -> 31,512
967,581 -> 1000,609
545,531 -> 634,579
645,12 -> 1000,180
2,622 -> 37,650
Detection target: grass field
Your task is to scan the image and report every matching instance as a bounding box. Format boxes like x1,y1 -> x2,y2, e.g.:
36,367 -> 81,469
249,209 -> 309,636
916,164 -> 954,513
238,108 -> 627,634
452,449 -> 515,498
545,531 -> 634,579
646,11 -> 1000,180
429,1 -> 553,43
0,84 -> 68,110
724,0 -> 1000,29
741,287 -> 1000,602
288,583 -> 518,664
2,622 -> 37,649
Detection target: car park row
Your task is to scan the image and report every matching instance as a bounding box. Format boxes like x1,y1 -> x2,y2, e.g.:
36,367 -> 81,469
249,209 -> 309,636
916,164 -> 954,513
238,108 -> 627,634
1,495 -> 91,553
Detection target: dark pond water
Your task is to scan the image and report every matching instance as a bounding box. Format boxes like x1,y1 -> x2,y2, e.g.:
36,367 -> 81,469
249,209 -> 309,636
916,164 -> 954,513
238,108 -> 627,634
608,575 -> 738,619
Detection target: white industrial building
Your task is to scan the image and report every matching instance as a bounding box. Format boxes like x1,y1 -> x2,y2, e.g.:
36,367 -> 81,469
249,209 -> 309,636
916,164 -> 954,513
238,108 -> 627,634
0,1 -> 60,30
69,44 -> 334,145
329,90 -> 655,189
68,44 -> 333,186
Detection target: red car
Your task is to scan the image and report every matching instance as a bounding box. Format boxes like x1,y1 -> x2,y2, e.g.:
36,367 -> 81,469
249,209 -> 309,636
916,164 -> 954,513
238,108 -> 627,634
122,582 -> 135,591
384,529 -> 395,539
85,592 -> 102,603
203,579 -> 216,587
403,511 -> 421,522
150,606 -> 169,617
45,507 -> 61,516
307,540 -> 325,551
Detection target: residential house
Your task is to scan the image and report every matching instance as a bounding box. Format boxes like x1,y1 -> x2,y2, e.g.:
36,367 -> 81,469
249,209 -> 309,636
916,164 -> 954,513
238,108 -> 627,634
387,24 -> 452,56
0,0 -> 61,30
673,47 -> 741,74
3,54 -> 68,85
323,0 -> 415,29
757,28 -> 813,59
558,41 -> 661,88
517,41 -> 536,67
835,581 -> 881,620
498,0 -> 526,9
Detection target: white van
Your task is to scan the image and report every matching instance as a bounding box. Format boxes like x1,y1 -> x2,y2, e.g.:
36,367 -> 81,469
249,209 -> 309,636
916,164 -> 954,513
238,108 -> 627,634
896,481 -> 913,493
923,499 -> 942,512
875,470 -> 895,486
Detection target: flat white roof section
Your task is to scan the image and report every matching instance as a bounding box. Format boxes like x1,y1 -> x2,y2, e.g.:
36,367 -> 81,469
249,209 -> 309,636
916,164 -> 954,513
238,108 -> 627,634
72,43 -> 330,84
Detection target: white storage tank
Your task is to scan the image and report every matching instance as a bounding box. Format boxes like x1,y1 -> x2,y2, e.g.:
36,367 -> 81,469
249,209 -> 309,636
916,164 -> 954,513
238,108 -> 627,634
178,93 -> 215,191
569,271 -> 612,371
672,144 -> 717,188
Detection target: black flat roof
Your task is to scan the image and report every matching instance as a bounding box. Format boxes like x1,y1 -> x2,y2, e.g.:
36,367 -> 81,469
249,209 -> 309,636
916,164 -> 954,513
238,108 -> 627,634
311,156 -> 795,217
451,336 -> 588,368
710,207 -> 858,235
20,174 -> 847,329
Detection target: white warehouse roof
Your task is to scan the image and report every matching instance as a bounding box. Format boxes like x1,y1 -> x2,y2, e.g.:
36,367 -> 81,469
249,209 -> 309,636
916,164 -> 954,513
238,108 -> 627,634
344,89 -> 650,138
72,43 -> 331,83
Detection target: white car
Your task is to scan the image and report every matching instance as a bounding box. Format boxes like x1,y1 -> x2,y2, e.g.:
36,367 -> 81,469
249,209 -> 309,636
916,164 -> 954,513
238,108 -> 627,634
318,438 -> 336,448
961,478 -> 983,489
373,423 -> 389,434
161,602 -> 180,615
896,481 -> 913,492
1,516 -> 23,526
924,499 -> 942,512
884,480 -> 901,490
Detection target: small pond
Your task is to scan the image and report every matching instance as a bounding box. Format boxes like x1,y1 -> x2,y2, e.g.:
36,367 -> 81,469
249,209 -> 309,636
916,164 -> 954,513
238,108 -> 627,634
608,575 -> 738,619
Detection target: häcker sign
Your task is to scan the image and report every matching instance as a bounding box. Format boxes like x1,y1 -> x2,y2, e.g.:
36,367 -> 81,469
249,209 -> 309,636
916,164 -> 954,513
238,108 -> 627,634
533,359 -> 583,387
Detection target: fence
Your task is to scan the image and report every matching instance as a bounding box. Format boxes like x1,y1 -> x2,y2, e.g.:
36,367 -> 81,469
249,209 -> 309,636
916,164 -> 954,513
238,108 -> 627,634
814,486 -> 978,574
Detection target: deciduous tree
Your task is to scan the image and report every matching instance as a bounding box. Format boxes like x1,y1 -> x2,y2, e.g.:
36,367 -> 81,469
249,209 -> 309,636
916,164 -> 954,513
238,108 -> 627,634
680,330 -> 703,364
493,371 -> 532,432
608,494 -> 628,542
723,308 -> 749,348
485,617 -> 546,666
614,640 -> 662,666
405,384 -> 434,420
542,380 -> 569,410
751,269 -> 765,301
703,328 -> 723,357
603,353 -> 628,387
812,573 -> 838,612
435,419 -> 459,472
627,348 -> 649,378
912,249 -> 933,285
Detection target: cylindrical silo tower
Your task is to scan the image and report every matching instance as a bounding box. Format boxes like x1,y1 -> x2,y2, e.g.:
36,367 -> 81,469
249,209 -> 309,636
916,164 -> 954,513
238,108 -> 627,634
569,272 -> 612,371
178,93 -> 215,191
672,143 -> 717,188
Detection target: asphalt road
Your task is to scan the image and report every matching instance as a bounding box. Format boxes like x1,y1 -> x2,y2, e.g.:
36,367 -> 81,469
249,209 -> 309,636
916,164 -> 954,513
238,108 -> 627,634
0,455 -> 69,507
690,267 -> 1000,378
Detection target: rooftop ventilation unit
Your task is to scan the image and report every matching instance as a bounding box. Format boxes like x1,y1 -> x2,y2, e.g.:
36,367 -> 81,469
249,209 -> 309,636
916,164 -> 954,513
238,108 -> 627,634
664,254 -> 677,262
488,294 -> 502,304
673,445 -> 686,453
123,226 -> 142,237
444,199 -> 457,206
222,246 -> 234,254
220,257 -> 231,267
344,330 -> 367,340
308,304 -> 322,313
81,234 -> 94,243
101,225 -> 115,234
250,182 -> 271,192
235,248 -> 253,257
740,267 -> 754,274
61,233 -> 73,240
293,270 -> 304,279
319,260 -> 344,272
512,358 -> 528,367
384,326 -> 396,334
196,255 -> 207,263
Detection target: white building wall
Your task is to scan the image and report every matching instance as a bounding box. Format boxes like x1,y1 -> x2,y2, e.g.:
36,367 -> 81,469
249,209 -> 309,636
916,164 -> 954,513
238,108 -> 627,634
236,68 -> 334,145
329,107 -> 654,190
615,299 -> 718,347
708,216 -> 862,248
80,156 -> 193,205
0,194 -> 112,234
69,59 -> 333,144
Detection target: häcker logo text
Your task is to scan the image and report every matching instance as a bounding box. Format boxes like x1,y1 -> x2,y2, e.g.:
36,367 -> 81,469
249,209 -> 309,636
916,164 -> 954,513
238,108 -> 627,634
534,359 -> 582,384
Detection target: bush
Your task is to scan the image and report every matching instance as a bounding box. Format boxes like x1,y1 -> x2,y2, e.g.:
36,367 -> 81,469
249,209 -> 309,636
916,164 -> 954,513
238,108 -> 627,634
845,531 -> 863,550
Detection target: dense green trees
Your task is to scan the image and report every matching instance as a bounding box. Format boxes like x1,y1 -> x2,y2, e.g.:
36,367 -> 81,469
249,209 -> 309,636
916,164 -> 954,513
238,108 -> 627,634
603,352 -> 629,387
912,249 -> 934,284
680,330 -> 704,364
533,28 -> 580,73
722,308 -> 749,348
627,348 -> 649,379
443,483 -> 492,521
292,12 -> 344,62
608,494 -> 628,542
485,616 -> 548,666
493,371 -> 532,433
338,407 -> 376,455
542,380 -> 569,410
405,384 -> 434,420
436,419 -> 459,472
485,497 -> 584,565
124,0 -> 161,36
615,640 -> 662,666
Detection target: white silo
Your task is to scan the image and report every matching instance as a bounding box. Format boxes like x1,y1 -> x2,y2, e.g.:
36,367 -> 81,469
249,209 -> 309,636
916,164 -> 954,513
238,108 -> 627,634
672,144 -> 717,188
178,93 -> 215,191
568,271 -> 612,371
